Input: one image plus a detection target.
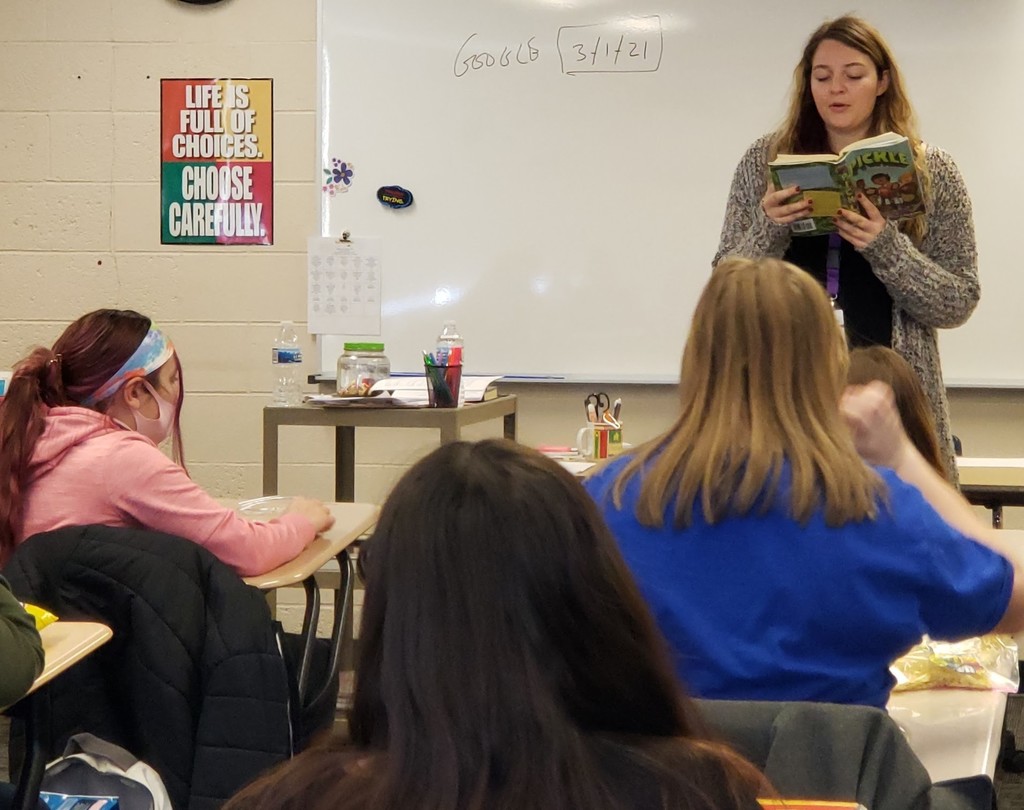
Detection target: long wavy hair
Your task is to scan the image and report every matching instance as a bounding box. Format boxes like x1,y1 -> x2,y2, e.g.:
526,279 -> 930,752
227,439 -> 765,810
0,309 -> 185,562
848,346 -> 946,479
613,257 -> 885,529
771,15 -> 929,244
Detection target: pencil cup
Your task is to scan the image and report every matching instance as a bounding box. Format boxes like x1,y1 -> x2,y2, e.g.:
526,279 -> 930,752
576,423 -> 623,460
425,363 -> 462,408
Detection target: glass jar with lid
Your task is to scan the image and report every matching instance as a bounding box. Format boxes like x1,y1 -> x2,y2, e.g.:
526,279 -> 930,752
336,342 -> 391,396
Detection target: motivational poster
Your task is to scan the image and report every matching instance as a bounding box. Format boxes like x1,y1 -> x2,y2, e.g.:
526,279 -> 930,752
160,78 -> 273,245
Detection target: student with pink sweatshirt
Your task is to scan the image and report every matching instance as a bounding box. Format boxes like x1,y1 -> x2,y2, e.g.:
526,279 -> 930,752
0,309 -> 334,577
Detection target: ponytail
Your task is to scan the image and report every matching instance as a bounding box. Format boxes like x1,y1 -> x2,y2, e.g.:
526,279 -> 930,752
0,309 -> 168,563
0,348 -> 66,561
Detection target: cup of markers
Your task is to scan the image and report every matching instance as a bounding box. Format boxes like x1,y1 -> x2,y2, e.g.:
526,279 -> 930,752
423,349 -> 462,408
576,396 -> 624,459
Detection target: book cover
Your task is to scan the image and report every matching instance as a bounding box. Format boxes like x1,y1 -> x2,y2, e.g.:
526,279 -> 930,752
769,131 -> 923,237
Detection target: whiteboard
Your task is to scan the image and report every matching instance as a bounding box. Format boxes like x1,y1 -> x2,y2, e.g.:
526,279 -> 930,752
317,0 -> 1024,385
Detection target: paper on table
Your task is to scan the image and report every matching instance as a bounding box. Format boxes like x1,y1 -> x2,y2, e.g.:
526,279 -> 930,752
307,236 -> 382,335
559,460 -> 596,476
305,393 -> 425,407
370,375 -> 503,403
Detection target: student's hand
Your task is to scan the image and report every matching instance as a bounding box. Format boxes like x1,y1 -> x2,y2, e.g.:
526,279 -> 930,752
760,184 -> 813,224
285,497 -> 335,535
834,193 -> 886,249
840,381 -> 913,469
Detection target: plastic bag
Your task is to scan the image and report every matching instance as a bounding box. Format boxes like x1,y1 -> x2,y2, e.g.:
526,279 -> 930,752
22,602 -> 59,630
890,634 -> 1020,692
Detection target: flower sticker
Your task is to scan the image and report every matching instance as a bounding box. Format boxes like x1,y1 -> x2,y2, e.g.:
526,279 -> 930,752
323,158 -> 354,197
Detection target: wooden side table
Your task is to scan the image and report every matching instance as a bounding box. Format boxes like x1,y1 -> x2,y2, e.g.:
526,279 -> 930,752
263,396 -> 518,501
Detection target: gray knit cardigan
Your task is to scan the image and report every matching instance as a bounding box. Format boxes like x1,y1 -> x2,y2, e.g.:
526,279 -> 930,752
714,134 -> 980,483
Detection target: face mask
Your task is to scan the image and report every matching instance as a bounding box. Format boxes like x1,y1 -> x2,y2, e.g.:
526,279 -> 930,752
132,380 -> 176,446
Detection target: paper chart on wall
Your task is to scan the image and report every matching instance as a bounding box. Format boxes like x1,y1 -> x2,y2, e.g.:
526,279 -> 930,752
307,236 -> 382,335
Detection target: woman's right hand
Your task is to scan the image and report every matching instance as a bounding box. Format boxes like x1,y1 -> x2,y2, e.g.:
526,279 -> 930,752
761,184 -> 813,224
285,496 -> 336,535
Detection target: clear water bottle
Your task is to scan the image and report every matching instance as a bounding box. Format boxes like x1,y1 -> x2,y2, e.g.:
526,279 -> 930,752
436,320 -> 465,406
271,321 -> 303,406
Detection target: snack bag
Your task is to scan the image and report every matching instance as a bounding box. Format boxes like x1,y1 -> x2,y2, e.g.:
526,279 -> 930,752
890,634 -> 1019,692
22,602 -> 60,630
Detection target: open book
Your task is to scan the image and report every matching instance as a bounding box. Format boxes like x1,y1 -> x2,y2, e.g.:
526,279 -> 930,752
769,131 -> 923,237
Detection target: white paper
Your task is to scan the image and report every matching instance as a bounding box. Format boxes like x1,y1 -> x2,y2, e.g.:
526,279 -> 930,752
307,236 -> 382,335
370,375 -> 503,402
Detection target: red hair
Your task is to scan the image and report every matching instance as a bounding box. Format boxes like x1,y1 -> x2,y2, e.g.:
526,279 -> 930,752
0,309 -> 187,562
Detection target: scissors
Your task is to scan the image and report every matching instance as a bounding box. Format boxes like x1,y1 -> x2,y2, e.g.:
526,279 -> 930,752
584,391 -> 610,423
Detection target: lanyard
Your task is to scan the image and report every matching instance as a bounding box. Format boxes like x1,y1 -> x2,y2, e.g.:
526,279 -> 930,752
825,232 -> 842,300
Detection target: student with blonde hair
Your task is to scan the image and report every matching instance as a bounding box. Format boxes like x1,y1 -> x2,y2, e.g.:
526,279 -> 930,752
848,345 -> 946,479
714,15 -> 977,484
586,256 -> 1024,709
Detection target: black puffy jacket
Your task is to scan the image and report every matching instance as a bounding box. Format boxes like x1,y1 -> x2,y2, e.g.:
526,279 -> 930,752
3,525 -> 294,810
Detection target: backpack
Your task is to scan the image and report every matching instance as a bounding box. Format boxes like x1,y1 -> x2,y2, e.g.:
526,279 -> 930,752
40,733 -> 173,810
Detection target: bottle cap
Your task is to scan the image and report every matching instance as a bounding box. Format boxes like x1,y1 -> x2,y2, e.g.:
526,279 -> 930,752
343,342 -> 385,352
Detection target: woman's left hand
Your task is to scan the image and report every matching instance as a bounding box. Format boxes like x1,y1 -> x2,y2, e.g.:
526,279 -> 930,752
834,193 -> 886,249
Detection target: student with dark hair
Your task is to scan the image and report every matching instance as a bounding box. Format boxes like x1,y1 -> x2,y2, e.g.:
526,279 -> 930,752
848,345 -> 946,479
0,308 -> 333,576
587,256 -> 1024,710
226,439 -> 765,810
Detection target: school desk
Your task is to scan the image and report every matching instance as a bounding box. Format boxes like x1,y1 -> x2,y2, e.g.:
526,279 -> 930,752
958,457 -> 1024,528
244,501 -> 378,709
887,689 -> 1007,782
7,621 -> 113,810
262,397 -> 518,501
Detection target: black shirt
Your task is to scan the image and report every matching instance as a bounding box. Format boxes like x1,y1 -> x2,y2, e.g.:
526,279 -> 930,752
784,234 -> 893,348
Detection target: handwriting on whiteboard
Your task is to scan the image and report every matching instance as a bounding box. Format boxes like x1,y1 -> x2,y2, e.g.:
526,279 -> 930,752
452,16 -> 663,79
453,33 -> 540,77
558,18 -> 663,75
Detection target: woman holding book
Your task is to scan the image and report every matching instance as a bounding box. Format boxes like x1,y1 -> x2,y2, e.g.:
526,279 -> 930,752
713,15 -> 977,484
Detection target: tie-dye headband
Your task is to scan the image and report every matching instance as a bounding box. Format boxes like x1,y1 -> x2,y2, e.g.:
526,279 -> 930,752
82,328 -> 174,405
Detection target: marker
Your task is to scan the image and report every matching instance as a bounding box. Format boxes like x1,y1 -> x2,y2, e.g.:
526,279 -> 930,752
586,402 -> 598,423
612,398 -> 622,421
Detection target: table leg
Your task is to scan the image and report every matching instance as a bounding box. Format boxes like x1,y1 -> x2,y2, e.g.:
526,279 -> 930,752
263,417 -> 280,496
439,421 -> 459,444
335,426 -> 355,502
304,551 -> 353,725
296,576 -> 321,704
504,411 -> 517,441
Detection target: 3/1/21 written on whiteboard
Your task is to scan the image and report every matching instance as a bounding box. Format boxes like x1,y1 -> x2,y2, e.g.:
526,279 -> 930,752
452,16 -> 663,78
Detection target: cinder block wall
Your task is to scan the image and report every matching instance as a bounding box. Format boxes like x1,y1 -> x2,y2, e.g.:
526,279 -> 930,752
2,0 -> 1022,530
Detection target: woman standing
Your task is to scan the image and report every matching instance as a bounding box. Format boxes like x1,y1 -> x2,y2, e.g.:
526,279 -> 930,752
714,15 -> 977,483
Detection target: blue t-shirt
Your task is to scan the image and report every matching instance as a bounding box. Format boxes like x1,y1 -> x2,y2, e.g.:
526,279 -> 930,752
585,458 -> 1013,708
